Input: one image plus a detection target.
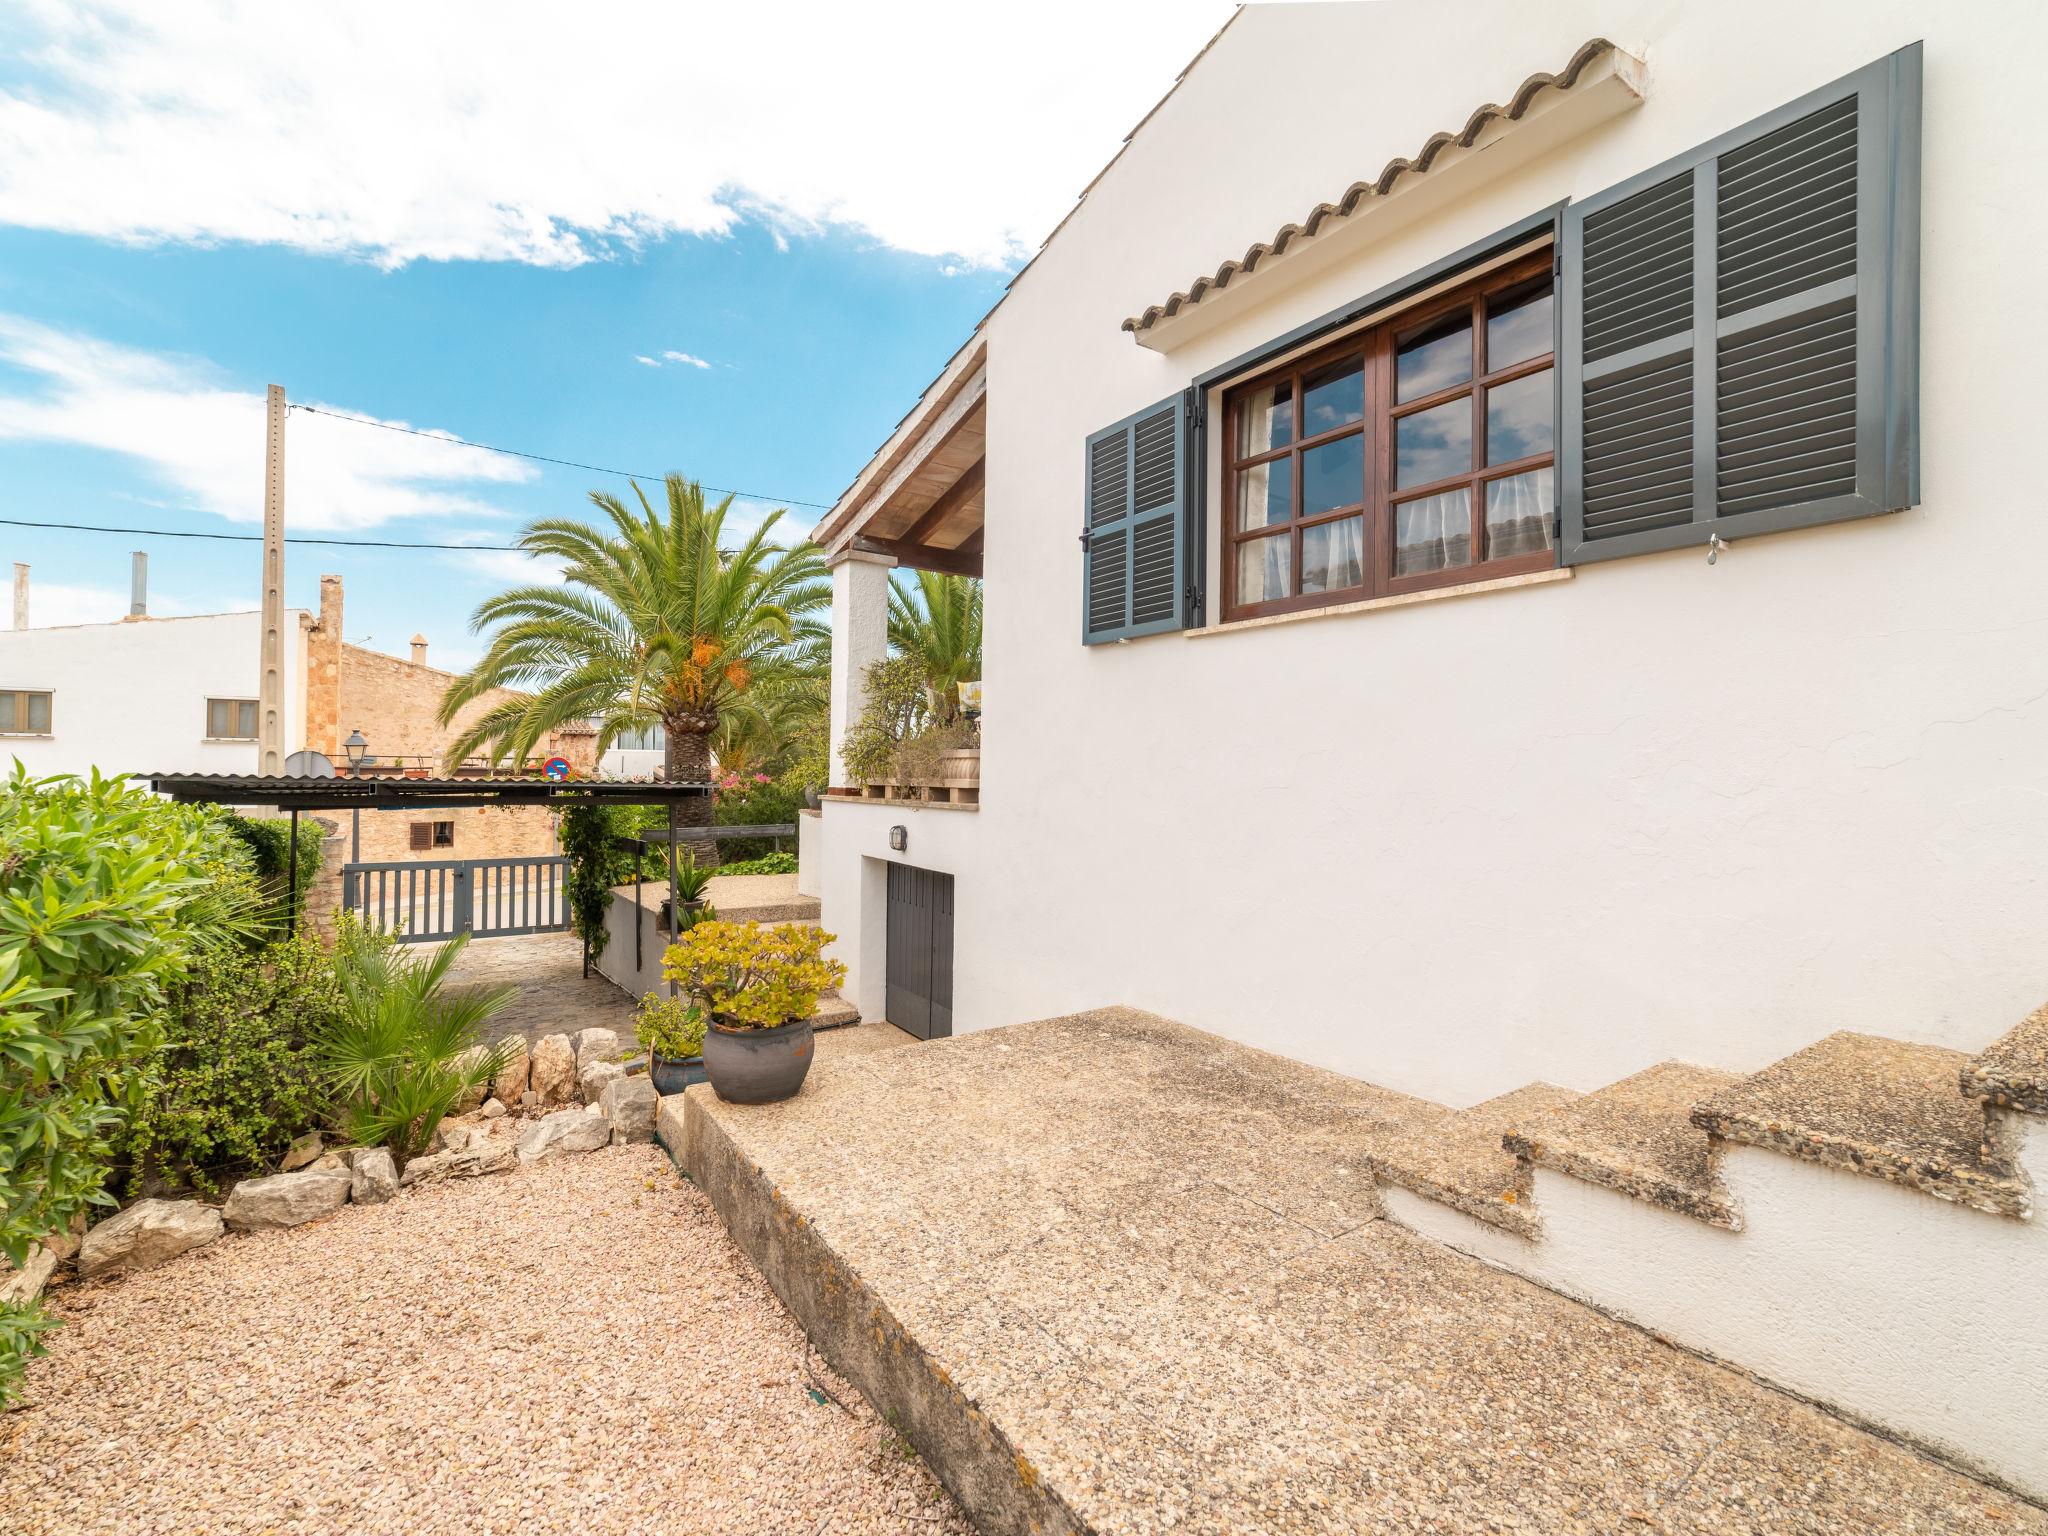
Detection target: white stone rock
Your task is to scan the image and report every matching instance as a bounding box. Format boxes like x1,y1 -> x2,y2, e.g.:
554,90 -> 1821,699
432,1120 -> 477,1155
280,1130 -> 324,1171
480,1097 -> 507,1120
529,1033 -> 576,1105
222,1170 -> 351,1233
516,1106 -> 612,1164
490,1038 -> 530,1107
575,1027 -> 620,1071
1,1245 -> 59,1305
78,1199 -> 224,1278
578,1058 -> 624,1103
349,1148 -> 400,1205
399,1142 -> 516,1186
452,1045 -> 491,1113
599,1076 -> 659,1145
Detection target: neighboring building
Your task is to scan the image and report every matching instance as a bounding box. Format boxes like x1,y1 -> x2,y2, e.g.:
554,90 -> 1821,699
806,2 -> 2048,1495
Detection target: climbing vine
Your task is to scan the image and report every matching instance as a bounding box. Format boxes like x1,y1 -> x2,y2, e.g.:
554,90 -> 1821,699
559,806 -> 629,963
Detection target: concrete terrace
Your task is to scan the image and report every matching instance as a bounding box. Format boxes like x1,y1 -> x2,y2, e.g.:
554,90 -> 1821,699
668,1010 -> 2041,1535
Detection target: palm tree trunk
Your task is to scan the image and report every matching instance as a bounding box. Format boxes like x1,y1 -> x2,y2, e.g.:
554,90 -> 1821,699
665,712 -> 718,868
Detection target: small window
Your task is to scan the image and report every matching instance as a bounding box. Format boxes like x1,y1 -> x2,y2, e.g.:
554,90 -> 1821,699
1221,253 -> 1557,621
432,821 -> 455,848
0,690 -> 52,735
206,698 -> 259,740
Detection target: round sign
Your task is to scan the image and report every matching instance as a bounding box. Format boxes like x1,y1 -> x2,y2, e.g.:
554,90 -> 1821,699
542,756 -> 571,781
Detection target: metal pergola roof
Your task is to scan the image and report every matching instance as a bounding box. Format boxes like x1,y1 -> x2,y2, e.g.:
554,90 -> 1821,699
141,772 -> 712,813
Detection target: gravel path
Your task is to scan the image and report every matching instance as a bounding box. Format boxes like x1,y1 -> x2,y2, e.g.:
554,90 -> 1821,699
0,1145 -> 974,1536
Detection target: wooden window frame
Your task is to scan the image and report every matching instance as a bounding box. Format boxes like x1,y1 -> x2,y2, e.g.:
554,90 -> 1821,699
205,697 -> 260,741
432,821 -> 455,848
0,689 -> 53,735
1221,251 -> 1558,622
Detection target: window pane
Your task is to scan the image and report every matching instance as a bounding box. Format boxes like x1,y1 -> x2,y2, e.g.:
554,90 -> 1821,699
1234,380 -> 1294,458
239,701 -> 258,738
1301,356 -> 1364,436
1395,397 -> 1472,488
1486,468 -> 1555,560
1486,368 -> 1553,464
1300,517 -> 1365,596
1235,533 -> 1291,604
0,692 -> 15,730
1487,280 -> 1553,371
1396,310 -> 1471,401
207,700 -> 225,736
1394,489 -> 1473,578
1234,457 -> 1293,531
1301,433 -> 1363,516
25,692 -> 48,732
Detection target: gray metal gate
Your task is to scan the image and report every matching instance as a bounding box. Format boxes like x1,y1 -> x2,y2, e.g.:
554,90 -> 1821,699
340,856 -> 569,943
885,864 -> 954,1039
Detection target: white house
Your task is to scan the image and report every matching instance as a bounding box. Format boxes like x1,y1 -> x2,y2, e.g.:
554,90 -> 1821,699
805,0 -> 2048,1495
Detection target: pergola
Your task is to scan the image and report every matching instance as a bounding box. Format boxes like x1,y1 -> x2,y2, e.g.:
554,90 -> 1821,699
143,772 -> 713,936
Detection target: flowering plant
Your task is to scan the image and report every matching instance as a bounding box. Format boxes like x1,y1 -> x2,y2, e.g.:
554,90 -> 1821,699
660,920 -> 845,1030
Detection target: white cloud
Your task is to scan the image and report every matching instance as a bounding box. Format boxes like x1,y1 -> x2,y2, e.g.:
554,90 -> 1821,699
661,350 -> 711,370
632,354 -> 659,367
0,315 -> 535,530
0,0 -> 1237,270
19,580 -> 224,628
449,546 -> 567,587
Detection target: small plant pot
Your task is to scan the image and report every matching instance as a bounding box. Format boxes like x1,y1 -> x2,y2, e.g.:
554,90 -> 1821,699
648,1053 -> 707,1096
703,1018 -> 815,1104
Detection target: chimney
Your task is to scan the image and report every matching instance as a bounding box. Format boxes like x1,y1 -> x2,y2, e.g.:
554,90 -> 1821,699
129,551 -> 148,617
410,634 -> 428,666
10,564 -> 24,631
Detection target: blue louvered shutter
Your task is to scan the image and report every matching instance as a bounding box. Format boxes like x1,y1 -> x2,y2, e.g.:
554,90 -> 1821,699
1560,43 -> 1919,562
1082,392 -> 1191,643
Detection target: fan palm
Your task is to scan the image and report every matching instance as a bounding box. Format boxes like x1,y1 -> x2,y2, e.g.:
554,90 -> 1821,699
439,476 -> 829,847
887,571 -> 982,724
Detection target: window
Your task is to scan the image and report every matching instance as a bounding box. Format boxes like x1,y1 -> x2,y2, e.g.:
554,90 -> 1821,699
0,690 -> 51,735
408,821 -> 455,851
206,698 -> 259,739
612,723 -> 667,751
432,821 -> 455,848
1222,254 -> 1556,621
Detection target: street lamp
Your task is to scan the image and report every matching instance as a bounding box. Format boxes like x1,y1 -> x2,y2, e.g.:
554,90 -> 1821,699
343,729 -> 368,775
343,730 -> 368,863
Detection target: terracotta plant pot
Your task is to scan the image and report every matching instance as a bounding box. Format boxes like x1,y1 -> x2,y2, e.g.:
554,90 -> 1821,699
648,1053 -> 707,1095
703,1018 -> 815,1104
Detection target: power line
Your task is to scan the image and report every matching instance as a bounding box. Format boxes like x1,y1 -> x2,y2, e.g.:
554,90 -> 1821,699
286,402 -> 834,510
0,515 -> 525,551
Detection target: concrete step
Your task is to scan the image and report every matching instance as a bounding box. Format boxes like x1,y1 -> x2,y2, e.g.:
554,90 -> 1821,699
1961,1000 -> 2048,1115
1502,1061 -> 1744,1230
1372,1082 -> 1581,1237
813,991 -> 859,1029
1692,1031 -> 2031,1219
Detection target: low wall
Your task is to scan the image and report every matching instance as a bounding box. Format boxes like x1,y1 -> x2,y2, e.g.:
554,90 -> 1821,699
595,885 -> 665,1002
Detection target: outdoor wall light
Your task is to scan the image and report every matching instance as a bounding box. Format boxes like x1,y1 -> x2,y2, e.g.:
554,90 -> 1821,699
889,825 -> 907,852
343,729 -> 368,774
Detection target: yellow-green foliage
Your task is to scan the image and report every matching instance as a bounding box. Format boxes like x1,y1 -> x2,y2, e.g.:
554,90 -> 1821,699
660,920 -> 845,1029
635,991 -> 705,1060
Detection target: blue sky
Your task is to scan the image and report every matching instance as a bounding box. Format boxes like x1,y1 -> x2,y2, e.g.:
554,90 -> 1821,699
0,0 -> 1234,668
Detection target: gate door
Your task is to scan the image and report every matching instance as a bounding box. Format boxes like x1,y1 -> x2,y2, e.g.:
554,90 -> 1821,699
340,856 -> 569,943
885,864 -> 954,1039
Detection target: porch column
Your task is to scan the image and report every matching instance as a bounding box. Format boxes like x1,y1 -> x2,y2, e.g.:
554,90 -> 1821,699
828,544 -> 895,785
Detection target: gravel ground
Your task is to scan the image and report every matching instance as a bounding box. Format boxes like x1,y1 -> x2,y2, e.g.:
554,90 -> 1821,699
0,1144 -> 975,1536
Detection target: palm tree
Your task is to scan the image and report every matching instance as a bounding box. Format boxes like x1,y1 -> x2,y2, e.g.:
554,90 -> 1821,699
887,570 -> 982,724
439,476 -> 829,853
712,670 -> 827,779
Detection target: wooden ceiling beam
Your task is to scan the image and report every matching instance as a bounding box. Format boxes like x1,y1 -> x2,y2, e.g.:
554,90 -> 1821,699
852,536 -> 983,579
899,457 -> 986,548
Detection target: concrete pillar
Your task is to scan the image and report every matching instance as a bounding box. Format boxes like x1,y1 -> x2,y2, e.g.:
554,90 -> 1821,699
827,545 -> 896,786
10,564 -> 25,631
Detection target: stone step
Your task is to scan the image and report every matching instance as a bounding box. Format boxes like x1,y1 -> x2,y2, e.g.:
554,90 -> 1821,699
813,991 -> 859,1030
1691,1031 -> 2031,1219
1960,999 -> 2048,1114
1372,1082 -> 1582,1237
1502,1061 -> 1744,1230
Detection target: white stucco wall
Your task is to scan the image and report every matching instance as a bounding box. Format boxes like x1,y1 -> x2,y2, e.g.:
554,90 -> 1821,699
0,610 -> 308,781
823,0 -> 2042,1107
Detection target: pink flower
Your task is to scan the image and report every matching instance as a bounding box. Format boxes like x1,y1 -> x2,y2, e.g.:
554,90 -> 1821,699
753,773 -> 769,783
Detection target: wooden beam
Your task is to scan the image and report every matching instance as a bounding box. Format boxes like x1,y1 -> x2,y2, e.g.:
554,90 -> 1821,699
957,525 -> 985,557
899,457 -> 986,548
852,536 -> 983,578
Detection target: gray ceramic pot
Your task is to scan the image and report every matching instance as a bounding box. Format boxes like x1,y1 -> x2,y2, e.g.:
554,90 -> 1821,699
648,1054 -> 707,1096
703,1018 -> 815,1104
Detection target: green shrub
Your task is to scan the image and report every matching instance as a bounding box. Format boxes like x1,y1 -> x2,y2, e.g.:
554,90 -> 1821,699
0,1300 -> 55,1408
714,851 -> 798,877
711,775 -> 802,862
314,929 -> 516,1166
220,811 -> 326,933
839,656 -> 927,784
119,933 -> 338,1197
635,992 -> 705,1060
560,805 -> 634,962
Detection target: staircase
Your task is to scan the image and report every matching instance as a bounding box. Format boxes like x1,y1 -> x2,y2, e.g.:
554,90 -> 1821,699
1369,1003 -> 2048,1500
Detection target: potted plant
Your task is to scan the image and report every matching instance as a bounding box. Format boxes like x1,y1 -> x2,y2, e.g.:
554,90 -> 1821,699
661,920 -> 846,1104
637,991 -> 708,1095
657,851 -> 716,936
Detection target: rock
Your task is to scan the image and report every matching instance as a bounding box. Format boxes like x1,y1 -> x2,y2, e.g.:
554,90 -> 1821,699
480,1097 -> 507,1120
339,1146 -> 382,1171
400,1143 -> 516,1186
599,1076 -> 659,1145
575,1027 -> 620,1071
519,1090 -> 539,1111
452,1046 -> 491,1113
44,1210 -> 86,1264
312,1151 -> 349,1174
578,1058 -> 624,1103
529,1034 -> 576,1104
78,1200 -> 223,1279
280,1130 -> 324,1172
516,1106 -> 611,1164
490,1038 -> 530,1106
432,1121 -> 477,1155
1,1245 -> 59,1306
222,1170 -> 351,1233
349,1148 -> 399,1205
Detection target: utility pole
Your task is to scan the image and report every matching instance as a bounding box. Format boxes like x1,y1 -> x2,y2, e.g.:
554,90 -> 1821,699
259,384 -> 286,775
